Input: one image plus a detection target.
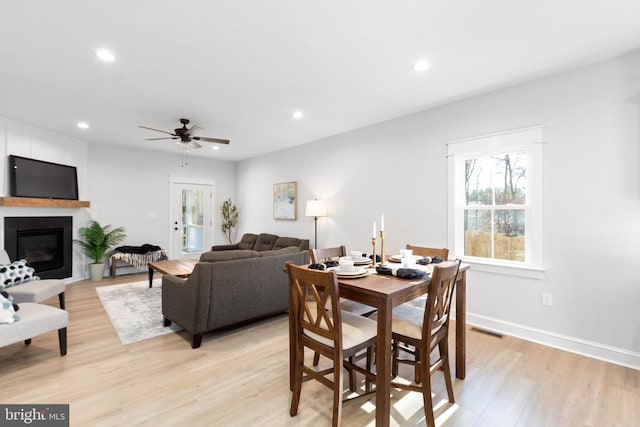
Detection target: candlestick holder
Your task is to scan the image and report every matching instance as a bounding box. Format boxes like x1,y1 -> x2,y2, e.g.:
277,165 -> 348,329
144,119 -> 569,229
371,237 -> 377,268
379,230 -> 386,266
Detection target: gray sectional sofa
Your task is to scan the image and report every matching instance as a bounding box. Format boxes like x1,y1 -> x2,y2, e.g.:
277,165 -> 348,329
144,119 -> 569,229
161,233 -> 309,348
209,232 -> 309,253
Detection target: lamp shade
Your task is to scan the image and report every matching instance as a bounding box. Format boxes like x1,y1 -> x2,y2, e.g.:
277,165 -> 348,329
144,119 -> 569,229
305,200 -> 327,217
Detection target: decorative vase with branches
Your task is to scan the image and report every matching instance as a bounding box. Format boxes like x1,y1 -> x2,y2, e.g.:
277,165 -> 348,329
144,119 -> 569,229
221,198 -> 239,244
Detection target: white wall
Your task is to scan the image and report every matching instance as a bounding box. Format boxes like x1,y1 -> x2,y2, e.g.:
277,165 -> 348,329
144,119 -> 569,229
237,50 -> 640,368
86,142 -> 236,265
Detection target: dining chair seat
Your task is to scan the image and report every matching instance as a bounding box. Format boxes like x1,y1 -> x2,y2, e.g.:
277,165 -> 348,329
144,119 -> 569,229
403,296 -> 426,309
371,302 -> 425,339
305,309 -> 377,349
339,298 -> 376,316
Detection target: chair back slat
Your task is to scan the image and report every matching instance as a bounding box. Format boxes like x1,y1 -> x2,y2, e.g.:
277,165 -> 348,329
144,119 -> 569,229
421,260 -> 461,345
310,246 -> 346,264
405,244 -> 449,261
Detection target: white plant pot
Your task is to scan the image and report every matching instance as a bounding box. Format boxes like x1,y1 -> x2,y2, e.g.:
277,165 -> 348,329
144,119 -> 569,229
89,263 -> 105,281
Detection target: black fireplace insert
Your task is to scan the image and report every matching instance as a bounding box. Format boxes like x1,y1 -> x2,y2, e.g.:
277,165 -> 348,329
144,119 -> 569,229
4,216 -> 72,279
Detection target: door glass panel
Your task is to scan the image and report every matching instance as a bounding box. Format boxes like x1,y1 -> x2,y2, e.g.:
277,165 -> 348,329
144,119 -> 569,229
181,189 -> 204,254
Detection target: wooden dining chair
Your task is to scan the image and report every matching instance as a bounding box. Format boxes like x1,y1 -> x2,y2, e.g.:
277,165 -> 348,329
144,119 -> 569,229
285,262 -> 377,427
310,246 -> 376,316
403,244 -> 449,309
310,245 -> 377,389
405,244 -> 449,261
371,260 -> 461,427
310,246 -> 346,264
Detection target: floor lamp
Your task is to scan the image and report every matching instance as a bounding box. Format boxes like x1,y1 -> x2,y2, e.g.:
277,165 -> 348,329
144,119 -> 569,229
305,199 -> 327,249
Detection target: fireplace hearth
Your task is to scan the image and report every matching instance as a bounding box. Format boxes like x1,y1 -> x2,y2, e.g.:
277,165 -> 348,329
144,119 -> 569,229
4,216 -> 72,279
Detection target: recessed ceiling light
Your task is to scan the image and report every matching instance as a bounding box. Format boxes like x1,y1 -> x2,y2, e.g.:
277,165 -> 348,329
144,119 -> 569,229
96,49 -> 115,62
293,111 -> 304,119
413,59 -> 430,72
77,122 -> 89,129
211,146 -> 220,151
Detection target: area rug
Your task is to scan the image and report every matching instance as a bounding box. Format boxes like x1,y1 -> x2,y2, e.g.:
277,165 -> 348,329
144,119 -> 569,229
96,280 -> 182,345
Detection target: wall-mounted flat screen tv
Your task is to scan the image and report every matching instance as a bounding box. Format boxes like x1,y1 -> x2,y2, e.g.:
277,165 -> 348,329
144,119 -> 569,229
9,155 -> 79,200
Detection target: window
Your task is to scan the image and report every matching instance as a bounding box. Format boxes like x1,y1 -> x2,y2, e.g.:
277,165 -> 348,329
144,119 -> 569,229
447,126 -> 544,273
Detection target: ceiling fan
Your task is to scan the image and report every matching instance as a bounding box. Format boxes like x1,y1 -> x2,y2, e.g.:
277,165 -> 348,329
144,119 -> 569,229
138,118 -> 230,149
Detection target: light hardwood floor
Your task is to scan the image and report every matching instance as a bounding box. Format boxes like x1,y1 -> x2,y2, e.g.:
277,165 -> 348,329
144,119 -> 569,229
1,273 -> 638,426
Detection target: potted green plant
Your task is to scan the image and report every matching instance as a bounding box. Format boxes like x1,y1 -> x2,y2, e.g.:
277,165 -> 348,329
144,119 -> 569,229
74,220 -> 126,281
221,198 -> 239,244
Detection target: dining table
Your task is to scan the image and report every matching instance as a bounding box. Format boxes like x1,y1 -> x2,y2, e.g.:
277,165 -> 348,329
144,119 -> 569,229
288,260 -> 469,427
341,261 -> 468,426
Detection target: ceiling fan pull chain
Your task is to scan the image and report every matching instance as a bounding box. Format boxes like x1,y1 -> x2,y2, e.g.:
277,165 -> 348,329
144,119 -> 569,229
181,147 -> 189,167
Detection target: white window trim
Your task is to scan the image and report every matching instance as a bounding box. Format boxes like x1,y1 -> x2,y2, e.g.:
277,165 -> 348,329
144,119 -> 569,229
446,126 -> 545,279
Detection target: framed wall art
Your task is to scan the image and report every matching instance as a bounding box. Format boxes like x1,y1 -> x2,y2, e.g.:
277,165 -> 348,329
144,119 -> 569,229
273,181 -> 297,220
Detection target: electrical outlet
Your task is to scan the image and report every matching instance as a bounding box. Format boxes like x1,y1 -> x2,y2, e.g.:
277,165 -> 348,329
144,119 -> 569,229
542,293 -> 552,307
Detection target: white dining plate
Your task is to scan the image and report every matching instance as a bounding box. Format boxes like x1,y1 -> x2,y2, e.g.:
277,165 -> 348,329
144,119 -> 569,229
328,266 -> 368,277
336,271 -> 369,279
388,254 -> 423,262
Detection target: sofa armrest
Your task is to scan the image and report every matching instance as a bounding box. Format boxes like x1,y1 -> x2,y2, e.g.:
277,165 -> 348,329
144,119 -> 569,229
161,273 -> 209,334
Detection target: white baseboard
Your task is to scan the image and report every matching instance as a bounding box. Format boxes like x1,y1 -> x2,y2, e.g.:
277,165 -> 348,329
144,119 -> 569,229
460,311 -> 640,371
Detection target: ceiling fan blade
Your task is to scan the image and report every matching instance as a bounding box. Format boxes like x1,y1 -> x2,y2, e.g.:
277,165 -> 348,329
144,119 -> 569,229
146,137 -> 179,140
193,136 -> 230,145
138,125 -> 176,136
188,125 -> 203,135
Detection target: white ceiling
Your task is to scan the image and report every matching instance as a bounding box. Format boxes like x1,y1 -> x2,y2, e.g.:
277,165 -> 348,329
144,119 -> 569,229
1,1 -> 640,162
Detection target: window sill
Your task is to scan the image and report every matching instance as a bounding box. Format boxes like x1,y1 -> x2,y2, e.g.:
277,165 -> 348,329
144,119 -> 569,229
460,258 -> 545,279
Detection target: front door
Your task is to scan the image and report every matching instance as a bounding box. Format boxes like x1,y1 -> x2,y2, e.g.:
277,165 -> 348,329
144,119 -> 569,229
170,181 -> 214,259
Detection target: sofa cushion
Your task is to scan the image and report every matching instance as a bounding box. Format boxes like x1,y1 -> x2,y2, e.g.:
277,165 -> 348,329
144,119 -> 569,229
273,237 -> 302,251
237,233 -> 258,250
199,250 -> 259,263
253,233 -> 279,251
259,246 -> 300,257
